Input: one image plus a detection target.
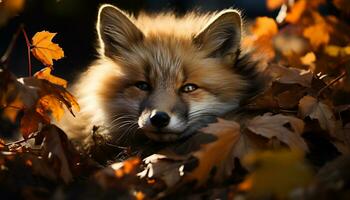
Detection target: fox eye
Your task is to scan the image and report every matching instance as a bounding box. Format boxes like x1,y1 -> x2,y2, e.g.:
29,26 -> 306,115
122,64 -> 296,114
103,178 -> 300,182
135,81 -> 151,91
181,83 -> 198,93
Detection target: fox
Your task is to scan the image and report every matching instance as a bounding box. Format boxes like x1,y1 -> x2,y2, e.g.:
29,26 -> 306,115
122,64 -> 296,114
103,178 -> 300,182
59,4 -> 267,152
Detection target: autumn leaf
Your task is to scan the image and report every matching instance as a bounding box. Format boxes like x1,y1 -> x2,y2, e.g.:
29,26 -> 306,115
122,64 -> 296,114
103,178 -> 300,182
285,0 -> 306,24
333,0 -> 350,15
31,31 -> 64,66
243,17 -> 278,61
303,23 -> 330,49
266,64 -> 313,87
266,0 -> 285,10
34,67 -> 67,88
20,109 -> 49,138
239,150 -> 313,198
298,95 -> 340,137
246,113 -> 308,152
36,95 -> 65,122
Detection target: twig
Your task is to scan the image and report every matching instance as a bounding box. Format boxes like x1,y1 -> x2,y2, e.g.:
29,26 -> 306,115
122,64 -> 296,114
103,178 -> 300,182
317,71 -> 347,99
21,28 -> 32,76
0,25 -> 24,68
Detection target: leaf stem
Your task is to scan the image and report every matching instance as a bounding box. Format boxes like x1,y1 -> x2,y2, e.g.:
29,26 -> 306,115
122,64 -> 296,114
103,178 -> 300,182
317,71 -> 347,99
21,28 -> 32,76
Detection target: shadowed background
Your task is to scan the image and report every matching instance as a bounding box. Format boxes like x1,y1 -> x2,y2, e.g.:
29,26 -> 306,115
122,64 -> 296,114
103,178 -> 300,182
0,0 -> 276,81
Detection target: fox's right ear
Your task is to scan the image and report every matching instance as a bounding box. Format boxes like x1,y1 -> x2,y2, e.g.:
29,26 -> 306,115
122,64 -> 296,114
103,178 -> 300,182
97,4 -> 144,58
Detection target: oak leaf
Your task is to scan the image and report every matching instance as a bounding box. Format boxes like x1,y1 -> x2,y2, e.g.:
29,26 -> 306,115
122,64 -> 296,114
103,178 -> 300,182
31,31 -> 64,66
303,23 -> 330,49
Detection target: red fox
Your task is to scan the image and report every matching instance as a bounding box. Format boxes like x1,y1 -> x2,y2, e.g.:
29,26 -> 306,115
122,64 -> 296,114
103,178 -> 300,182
59,4 -> 266,148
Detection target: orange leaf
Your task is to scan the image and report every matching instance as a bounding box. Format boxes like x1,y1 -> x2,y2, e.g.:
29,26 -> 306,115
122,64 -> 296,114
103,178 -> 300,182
303,23 -> 330,49
20,109 -> 49,138
36,95 -> 65,121
266,0 -> 285,10
243,17 -> 278,61
31,31 -> 64,66
34,67 -> 67,88
285,0 -> 306,24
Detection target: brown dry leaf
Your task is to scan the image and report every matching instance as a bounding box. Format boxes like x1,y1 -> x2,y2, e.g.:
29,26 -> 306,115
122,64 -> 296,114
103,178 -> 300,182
266,0 -> 285,10
41,125 -> 73,183
266,64 -> 313,87
246,113 -> 308,152
285,0 -> 306,24
333,0 -> 350,15
31,31 -> 64,66
298,95 -> 339,137
239,150 -> 312,198
36,95 -> 65,122
34,67 -> 67,88
20,109 -> 49,138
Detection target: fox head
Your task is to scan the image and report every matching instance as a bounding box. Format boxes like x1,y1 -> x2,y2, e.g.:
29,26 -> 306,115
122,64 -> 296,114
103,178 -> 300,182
93,4 -> 262,142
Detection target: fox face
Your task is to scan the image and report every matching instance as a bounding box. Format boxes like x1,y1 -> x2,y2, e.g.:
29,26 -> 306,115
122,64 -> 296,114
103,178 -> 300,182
69,5 -> 265,143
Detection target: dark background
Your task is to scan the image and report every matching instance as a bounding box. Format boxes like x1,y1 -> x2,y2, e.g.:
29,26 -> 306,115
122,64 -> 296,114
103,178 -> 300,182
0,0 -> 276,81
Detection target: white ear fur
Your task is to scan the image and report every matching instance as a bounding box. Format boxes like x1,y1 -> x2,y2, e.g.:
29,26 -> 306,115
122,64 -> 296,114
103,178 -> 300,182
97,4 -> 143,58
193,9 -> 242,59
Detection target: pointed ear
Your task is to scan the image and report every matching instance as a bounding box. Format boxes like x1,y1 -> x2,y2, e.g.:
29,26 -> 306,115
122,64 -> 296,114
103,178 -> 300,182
97,4 -> 144,58
193,10 -> 242,61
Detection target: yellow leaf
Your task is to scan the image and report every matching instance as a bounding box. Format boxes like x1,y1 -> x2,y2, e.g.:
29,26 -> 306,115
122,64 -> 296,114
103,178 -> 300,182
324,45 -> 342,57
300,52 -> 316,65
240,150 -> 313,198
34,67 -> 67,88
31,31 -> 64,66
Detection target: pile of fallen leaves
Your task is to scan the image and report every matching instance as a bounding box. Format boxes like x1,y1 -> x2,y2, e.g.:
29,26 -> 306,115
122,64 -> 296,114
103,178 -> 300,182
1,0 -> 350,199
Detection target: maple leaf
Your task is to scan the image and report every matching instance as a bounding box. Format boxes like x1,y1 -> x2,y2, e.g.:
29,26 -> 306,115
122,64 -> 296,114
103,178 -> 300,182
298,95 -> 340,137
34,67 -> 67,88
246,113 -> 308,152
239,150 -> 313,198
31,31 -> 64,66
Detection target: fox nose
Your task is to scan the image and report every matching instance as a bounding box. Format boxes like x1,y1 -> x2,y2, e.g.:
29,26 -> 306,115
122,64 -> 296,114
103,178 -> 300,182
150,111 -> 170,128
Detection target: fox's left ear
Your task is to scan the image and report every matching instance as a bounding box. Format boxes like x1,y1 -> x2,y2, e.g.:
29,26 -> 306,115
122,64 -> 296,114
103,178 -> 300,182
193,10 -> 242,62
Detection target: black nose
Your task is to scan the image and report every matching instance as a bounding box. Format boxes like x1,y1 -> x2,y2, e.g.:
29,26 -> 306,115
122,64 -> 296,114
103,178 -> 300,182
150,111 -> 170,128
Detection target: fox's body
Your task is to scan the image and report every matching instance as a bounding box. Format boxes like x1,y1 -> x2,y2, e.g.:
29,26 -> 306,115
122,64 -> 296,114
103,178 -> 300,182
59,5 -> 266,148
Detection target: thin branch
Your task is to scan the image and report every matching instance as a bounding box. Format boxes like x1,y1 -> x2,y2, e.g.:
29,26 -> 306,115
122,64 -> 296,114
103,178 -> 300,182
0,25 -> 24,68
21,28 -> 32,76
317,71 -> 347,98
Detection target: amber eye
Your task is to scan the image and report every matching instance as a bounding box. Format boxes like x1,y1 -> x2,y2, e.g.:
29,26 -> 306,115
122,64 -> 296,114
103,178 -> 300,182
181,83 -> 198,93
135,81 -> 151,91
